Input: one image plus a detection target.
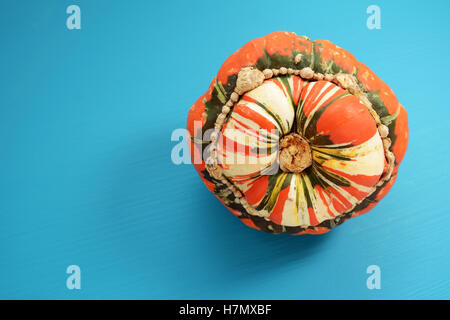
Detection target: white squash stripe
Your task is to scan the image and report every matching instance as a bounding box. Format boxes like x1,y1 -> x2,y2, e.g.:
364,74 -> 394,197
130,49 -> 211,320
297,82 -> 313,120
311,163 -> 372,201
297,83 -> 316,133
311,162 -> 372,196
230,109 -> 263,131
312,142 -> 353,148
296,80 -> 314,125
346,179 -> 373,194
313,190 -> 336,223
220,151 -> 277,173
226,165 -> 276,193
289,174 -> 310,226
286,76 -> 301,102
318,189 -> 340,218
302,80 -> 315,101
219,115 -> 279,174
287,76 -> 295,92
246,81 -> 295,134
272,77 -> 290,101
229,116 -> 279,146
230,173 -> 267,194
313,133 -> 385,177
218,139 -> 275,168
225,118 -> 269,148
303,174 -> 337,223
218,140 -> 277,178
313,168 -> 360,211
312,81 -> 334,105
233,100 -> 282,133
303,84 -> 341,133
280,175 -> 301,227
278,173 -> 337,225
226,116 -> 261,141
219,106 -> 279,171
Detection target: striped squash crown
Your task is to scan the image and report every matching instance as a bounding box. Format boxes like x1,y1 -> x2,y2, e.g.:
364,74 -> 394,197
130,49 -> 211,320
187,31 -> 408,235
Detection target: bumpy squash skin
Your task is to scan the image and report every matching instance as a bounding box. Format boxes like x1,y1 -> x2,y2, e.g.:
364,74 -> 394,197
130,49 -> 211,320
187,31 -> 409,235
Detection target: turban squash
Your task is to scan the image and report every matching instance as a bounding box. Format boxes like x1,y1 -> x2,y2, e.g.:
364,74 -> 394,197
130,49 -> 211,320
187,31 -> 408,235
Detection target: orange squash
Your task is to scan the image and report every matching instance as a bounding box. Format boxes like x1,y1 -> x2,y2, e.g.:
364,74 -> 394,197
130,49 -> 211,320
187,31 -> 408,234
